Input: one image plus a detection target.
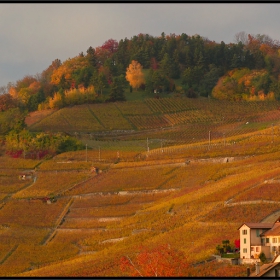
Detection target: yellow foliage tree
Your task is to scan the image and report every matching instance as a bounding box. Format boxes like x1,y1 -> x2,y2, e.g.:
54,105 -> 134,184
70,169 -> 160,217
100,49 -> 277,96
126,60 -> 145,90
49,92 -> 63,109
9,87 -> 18,99
18,88 -> 31,105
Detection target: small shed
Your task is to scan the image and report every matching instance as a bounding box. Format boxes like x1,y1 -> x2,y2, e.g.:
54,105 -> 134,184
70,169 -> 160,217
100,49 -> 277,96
19,172 -> 33,180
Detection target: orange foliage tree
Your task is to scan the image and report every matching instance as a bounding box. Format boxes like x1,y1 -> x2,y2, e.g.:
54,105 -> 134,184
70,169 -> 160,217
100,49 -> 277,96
120,244 -> 189,277
125,60 -> 145,90
50,56 -> 90,88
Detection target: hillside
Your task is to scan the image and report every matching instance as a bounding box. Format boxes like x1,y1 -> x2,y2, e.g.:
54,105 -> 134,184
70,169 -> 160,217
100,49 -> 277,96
2,30 -> 280,276
26,96 -> 280,146
1,97 -> 280,276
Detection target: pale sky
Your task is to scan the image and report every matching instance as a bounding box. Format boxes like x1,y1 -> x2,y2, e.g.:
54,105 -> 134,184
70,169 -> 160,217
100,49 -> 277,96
1,3 -> 280,88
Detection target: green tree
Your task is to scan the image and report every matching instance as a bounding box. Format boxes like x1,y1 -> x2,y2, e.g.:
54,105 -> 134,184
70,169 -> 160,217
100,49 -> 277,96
145,69 -> 154,93
72,66 -> 94,88
91,71 -> 108,96
0,108 -> 27,135
108,75 -> 126,102
58,74 -> 69,91
152,70 -> 169,95
199,65 -> 221,97
259,252 -> 267,263
86,46 -> 98,68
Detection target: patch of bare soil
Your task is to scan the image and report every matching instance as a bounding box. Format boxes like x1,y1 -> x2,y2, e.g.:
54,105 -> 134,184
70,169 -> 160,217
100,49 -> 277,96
25,109 -> 56,126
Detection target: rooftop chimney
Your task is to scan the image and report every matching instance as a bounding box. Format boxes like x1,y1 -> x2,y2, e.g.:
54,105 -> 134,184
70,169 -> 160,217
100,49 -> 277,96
255,262 -> 260,275
246,267 -> 250,277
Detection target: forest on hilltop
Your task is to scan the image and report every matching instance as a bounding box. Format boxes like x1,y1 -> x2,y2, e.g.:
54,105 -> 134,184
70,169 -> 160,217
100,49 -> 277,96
1,31 -> 280,113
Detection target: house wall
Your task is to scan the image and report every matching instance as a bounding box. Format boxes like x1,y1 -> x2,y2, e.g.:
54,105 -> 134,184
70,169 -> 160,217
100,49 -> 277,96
240,225 -> 251,259
260,246 -> 271,260
250,229 -> 262,245
265,235 -> 280,258
250,245 -> 262,258
240,226 -> 271,259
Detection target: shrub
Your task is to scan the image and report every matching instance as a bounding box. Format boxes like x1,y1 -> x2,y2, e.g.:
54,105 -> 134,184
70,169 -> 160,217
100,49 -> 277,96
259,252 -> 267,263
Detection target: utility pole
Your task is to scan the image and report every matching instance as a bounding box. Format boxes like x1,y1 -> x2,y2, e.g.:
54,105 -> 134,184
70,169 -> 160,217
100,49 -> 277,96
208,131 -> 211,149
147,138 -> 149,153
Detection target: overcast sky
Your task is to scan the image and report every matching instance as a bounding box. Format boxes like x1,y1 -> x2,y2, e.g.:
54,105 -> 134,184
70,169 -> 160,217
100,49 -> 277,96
1,3 -> 280,88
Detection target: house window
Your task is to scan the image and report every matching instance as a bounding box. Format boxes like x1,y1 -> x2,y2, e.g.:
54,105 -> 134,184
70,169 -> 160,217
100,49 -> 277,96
243,248 -> 247,253
266,238 -> 270,243
251,247 -> 254,252
256,229 -> 260,237
244,238 -> 247,244
256,247 -> 260,252
242,229 -> 247,235
273,238 -> 277,243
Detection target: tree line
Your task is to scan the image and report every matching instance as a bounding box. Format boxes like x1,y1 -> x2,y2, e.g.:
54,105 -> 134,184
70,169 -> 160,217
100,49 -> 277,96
1,31 -> 280,113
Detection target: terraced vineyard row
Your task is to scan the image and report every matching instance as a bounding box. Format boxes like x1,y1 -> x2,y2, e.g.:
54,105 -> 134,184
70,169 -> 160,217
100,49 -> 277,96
13,171 -> 91,198
3,97 -> 280,276
59,106 -> 104,131
144,97 -> 196,113
0,198 -> 71,228
88,104 -> 133,130
1,147 -> 279,277
29,98 -> 280,143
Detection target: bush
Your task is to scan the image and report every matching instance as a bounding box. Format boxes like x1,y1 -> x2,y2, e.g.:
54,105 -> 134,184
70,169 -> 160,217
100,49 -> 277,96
259,252 -> 267,263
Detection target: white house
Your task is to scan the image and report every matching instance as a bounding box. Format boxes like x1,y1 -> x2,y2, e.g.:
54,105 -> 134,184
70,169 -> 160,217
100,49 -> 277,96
238,218 -> 280,263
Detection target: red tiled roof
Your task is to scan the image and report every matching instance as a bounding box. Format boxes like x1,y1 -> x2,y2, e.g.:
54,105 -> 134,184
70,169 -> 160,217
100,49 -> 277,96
261,223 -> 280,236
238,223 -> 274,230
250,262 -> 280,277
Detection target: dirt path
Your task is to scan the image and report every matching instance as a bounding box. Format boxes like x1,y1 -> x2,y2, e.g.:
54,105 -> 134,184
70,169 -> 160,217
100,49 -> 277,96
42,197 -> 74,245
225,200 -> 280,207
69,187 -> 180,199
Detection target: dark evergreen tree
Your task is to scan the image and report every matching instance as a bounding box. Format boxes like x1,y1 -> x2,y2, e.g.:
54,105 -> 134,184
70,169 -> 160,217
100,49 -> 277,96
86,46 -> 98,68
108,76 -> 126,102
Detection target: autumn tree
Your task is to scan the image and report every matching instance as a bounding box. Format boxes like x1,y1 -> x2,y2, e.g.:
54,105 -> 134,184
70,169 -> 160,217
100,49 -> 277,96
0,94 -> 16,111
101,39 -> 119,54
125,60 -> 145,91
234,239 -> 240,250
49,91 -> 63,109
234,31 -> 248,45
50,56 -> 90,90
120,244 -> 189,277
